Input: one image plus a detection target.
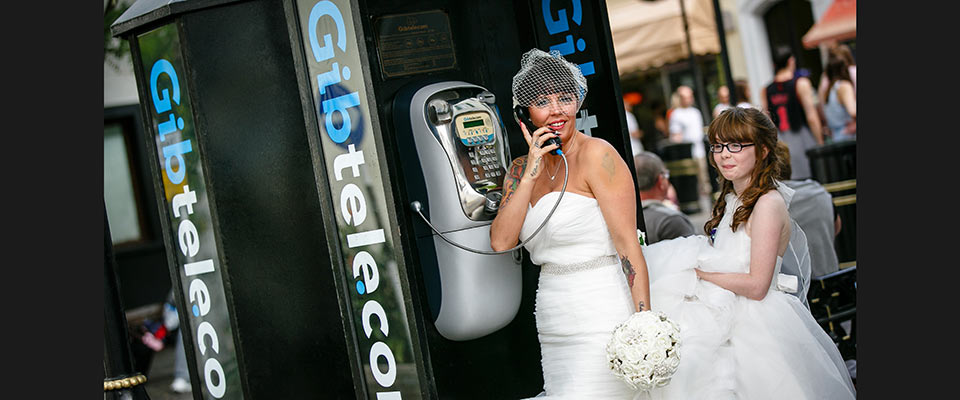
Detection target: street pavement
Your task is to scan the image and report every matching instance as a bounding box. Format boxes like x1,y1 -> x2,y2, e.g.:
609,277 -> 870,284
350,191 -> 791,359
140,344 -> 193,400
679,192 -> 714,237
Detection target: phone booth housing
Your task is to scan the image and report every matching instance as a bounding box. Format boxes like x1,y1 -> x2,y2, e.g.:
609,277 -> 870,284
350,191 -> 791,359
111,0 -> 638,398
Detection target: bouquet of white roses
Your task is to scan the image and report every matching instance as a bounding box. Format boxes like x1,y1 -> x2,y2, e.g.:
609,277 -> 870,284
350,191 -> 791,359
606,310 -> 681,391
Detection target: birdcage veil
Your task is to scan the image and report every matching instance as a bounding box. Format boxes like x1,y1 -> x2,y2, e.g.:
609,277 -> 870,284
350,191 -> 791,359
511,49 -> 588,109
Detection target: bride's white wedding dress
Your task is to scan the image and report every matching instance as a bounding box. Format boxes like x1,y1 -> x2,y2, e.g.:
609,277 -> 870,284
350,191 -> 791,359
520,191 -> 638,399
641,186 -> 856,399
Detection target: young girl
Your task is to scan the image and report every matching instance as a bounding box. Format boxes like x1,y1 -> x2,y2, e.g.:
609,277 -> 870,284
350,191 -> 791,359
641,107 -> 855,399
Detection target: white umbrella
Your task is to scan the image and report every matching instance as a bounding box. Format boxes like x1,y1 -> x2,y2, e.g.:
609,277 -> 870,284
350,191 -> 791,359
608,0 -> 721,74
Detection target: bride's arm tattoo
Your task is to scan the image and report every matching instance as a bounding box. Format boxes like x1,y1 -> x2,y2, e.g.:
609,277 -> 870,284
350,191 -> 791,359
622,255 -> 647,310
501,158 -> 526,205
529,157 -> 541,176
620,255 -> 636,288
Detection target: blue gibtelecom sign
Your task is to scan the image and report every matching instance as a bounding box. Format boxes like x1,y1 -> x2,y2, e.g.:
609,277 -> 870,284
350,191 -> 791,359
539,0 -> 596,77
534,0 -> 615,137
137,24 -> 243,400
292,0 -> 424,398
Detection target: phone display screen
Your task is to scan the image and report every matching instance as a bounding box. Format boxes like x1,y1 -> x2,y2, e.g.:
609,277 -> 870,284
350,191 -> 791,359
462,119 -> 485,129
455,112 -> 494,146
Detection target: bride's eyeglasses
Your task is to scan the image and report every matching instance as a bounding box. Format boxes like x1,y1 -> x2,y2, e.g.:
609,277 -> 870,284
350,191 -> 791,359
709,142 -> 755,153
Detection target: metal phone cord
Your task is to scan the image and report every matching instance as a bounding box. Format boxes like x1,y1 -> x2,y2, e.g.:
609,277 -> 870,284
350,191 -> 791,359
411,151 -> 568,255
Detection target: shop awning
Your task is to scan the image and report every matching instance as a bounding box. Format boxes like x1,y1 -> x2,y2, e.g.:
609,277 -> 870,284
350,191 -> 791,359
607,0 -> 720,74
802,0 -> 856,49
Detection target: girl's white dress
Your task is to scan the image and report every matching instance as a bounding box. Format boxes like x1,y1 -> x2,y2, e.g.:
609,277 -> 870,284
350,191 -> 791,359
641,186 -> 856,399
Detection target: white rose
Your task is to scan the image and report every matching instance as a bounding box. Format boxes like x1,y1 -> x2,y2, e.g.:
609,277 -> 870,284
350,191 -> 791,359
636,313 -> 648,321
640,322 -> 660,338
654,335 -> 673,351
612,339 -> 627,354
619,336 -> 633,348
647,349 -> 667,365
629,345 -> 649,363
607,352 -> 620,367
610,358 -> 627,374
611,364 -> 625,378
666,354 -> 681,370
636,361 -> 655,379
634,379 -> 651,391
627,318 -> 646,333
613,344 -> 627,360
637,337 -> 654,354
655,376 -> 672,387
612,328 -> 629,343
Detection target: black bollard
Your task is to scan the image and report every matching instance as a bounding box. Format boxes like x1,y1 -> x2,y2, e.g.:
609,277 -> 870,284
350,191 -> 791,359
104,205 -> 151,399
660,142 -> 702,214
806,141 -> 856,267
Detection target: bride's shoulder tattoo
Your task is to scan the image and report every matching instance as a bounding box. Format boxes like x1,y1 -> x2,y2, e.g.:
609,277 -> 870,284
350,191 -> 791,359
602,152 -> 616,182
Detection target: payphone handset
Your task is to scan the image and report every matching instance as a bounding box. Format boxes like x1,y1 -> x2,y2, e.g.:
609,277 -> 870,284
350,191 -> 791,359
513,100 -> 562,156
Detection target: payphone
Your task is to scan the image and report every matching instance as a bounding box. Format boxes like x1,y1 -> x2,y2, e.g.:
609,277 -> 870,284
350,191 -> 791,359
394,81 -> 522,341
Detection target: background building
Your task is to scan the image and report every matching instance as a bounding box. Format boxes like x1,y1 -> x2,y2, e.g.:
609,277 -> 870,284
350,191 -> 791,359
609,0 -> 853,131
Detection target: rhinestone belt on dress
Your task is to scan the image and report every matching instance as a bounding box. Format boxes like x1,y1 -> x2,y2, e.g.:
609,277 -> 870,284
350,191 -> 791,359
540,255 -> 619,275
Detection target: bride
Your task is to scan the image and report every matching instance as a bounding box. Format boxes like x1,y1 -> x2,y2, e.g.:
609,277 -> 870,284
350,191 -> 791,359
490,49 -> 650,398
641,106 -> 856,399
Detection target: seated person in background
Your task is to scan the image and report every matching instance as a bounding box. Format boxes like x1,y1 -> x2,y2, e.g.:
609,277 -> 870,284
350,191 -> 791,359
776,141 -> 841,279
634,151 -> 696,244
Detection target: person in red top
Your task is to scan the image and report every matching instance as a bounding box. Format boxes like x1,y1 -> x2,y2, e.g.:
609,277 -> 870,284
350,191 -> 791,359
760,46 -> 823,180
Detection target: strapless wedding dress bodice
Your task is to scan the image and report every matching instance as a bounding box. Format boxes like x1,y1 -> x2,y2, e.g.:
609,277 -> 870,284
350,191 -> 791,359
520,191 -> 617,266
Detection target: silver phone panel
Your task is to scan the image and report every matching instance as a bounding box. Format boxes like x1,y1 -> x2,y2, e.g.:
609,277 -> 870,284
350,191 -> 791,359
406,81 -> 521,341
432,228 -> 521,341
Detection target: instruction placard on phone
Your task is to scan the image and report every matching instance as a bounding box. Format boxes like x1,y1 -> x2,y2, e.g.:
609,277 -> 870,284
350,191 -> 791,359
375,10 -> 457,78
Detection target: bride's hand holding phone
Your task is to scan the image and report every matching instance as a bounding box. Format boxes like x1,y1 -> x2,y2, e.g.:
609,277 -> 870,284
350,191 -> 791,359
518,120 -> 560,183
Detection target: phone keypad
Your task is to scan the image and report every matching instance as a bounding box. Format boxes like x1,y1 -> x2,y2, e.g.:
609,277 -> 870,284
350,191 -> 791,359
467,145 -> 504,181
